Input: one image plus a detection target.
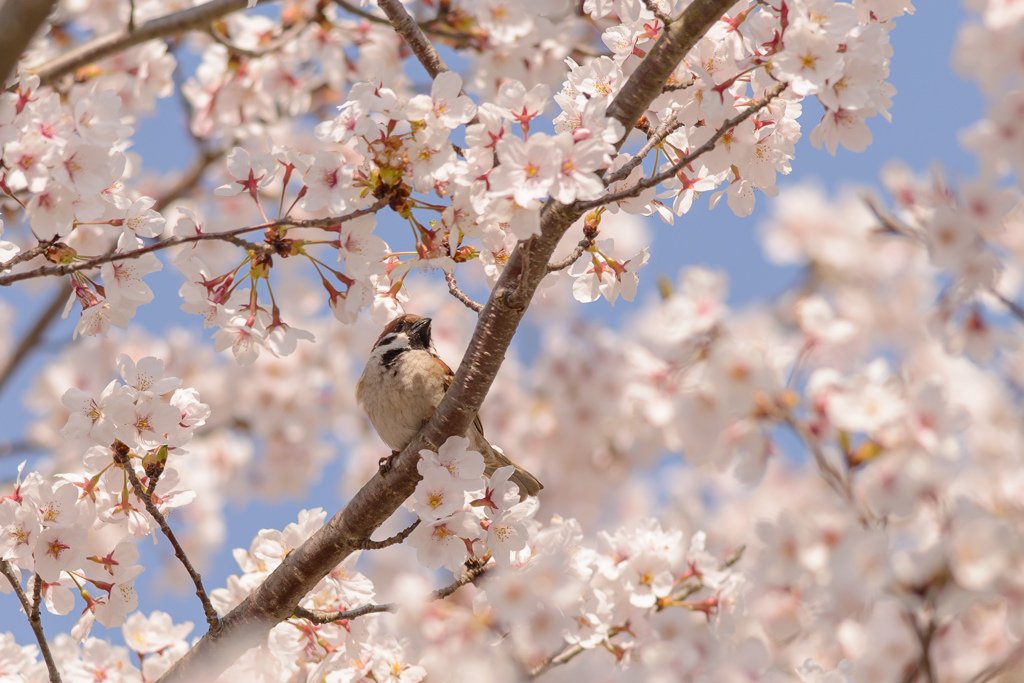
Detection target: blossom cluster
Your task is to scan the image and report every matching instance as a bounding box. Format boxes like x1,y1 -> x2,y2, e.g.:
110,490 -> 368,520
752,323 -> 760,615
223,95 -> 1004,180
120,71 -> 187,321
9,0 -> 1024,681
175,502 -> 739,682
0,611 -> 193,683
1,0 -> 909,361
406,437 -> 533,571
1,356 -> 207,642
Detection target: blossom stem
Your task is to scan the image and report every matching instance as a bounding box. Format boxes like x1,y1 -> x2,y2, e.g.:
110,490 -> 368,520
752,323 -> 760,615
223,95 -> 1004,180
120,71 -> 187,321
357,519 -> 421,550
0,202 -> 387,288
582,81 -> 788,210
444,271 -> 484,313
112,444 -> 221,632
292,557 -> 488,625
36,0 -> 271,86
0,562 -> 63,683
603,112 -> 681,186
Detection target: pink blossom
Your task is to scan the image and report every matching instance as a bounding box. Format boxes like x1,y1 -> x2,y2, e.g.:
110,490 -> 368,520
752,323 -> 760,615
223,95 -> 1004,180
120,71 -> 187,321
407,511 -> 481,572
33,526 -> 86,582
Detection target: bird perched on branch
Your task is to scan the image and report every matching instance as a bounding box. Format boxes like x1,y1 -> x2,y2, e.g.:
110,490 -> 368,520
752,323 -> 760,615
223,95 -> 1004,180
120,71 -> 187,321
356,313 -> 543,500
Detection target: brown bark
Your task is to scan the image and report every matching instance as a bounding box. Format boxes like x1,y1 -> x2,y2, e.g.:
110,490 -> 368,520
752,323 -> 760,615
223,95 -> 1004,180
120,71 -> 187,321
34,0 -> 266,86
0,0 -> 58,86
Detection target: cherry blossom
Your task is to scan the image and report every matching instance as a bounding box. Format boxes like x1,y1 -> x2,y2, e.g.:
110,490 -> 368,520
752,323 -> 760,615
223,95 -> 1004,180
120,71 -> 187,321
1,1 -> 1019,681
407,511 -> 481,572
487,133 -> 562,209
405,71 -> 477,129
214,146 -> 278,202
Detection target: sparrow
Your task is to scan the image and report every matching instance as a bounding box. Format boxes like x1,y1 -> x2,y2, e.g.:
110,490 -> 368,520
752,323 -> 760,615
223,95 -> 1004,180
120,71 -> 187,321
356,313 -> 543,501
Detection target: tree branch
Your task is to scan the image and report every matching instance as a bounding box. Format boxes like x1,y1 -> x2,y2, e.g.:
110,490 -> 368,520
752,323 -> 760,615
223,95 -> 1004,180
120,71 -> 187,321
0,563 -> 62,683
113,443 -> 220,632
0,0 -> 59,86
34,0 -> 268,86
546,223 -> 599,273
641,0 -> 673,25
603,111 -> 681,186
445,271 -> 484,313
205,21 -> 309,59
156,2 -> 738,680
582,81 -> 787,211
292,602 -> 396,624
375,0 -> 450,78
433,560 -> 489,600
292,560 -> 489,625
356,519 -> 420,549
0,200 -> 386,287
604,0 -> 739,147
0,282 -> 71,396
530,642 -> 586,679
334,0 -> 393,26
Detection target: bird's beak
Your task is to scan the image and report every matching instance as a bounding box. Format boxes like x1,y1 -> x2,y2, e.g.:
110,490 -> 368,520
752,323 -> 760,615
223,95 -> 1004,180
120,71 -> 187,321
410,317 -> 432,346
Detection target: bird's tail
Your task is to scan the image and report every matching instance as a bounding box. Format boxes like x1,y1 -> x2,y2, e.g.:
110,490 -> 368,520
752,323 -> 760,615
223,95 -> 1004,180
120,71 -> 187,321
485,445 -> 543,501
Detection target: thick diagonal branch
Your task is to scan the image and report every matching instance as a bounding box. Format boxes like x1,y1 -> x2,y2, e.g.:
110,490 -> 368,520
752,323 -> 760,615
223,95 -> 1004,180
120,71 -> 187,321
156,2 -> 738,680
0,562 -> 62,683
35,0 -> 267,86
0,0 -> 59,86
376,0 -> 449,78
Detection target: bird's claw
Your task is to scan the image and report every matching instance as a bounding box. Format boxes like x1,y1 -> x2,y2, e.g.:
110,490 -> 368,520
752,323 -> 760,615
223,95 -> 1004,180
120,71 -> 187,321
378,450 -> 400,475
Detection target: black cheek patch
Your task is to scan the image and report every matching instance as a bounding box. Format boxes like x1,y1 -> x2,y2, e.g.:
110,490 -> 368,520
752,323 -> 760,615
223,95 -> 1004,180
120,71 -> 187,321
381,348 -> 404,369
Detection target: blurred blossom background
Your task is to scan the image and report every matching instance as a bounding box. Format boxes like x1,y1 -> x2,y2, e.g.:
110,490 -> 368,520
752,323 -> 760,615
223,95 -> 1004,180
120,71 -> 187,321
0,1 -> 979,655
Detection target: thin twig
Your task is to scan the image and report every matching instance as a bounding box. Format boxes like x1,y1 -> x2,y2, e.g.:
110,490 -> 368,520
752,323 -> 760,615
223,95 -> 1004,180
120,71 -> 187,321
546,229 -> 597,273
781,411 -> 876,529
904,609 -> 937,683
292,558 -> 489,625
334,0 -> 392,25
293,602 -> 396,624
0,228 -> 258,286
992,290 -> 1024,325
661,76 -> 698,93
640,0 -> 672,24
113,444 -> 220,632
530,642 -> 586,679
582,82 -> 787,210
603,111 -> 682,186
357,519 -> 420,549
444,271 -> 484,312
433,560 -> 489,600
863,194 -> 921,242
205,21 -> 308,59
0,200 -> 387,287
0,282 -> 71,395
0,563 -> 62,683
0,239 -> 58,271
334,0 -> 474,42
35,0 -> 268,86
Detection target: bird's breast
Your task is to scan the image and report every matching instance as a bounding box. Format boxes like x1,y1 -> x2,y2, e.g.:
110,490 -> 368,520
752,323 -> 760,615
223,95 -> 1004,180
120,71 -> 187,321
357,350 -> 447,451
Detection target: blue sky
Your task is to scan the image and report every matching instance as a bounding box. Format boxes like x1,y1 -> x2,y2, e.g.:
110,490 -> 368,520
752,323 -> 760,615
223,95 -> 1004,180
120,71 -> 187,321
0,0 -> 981,653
